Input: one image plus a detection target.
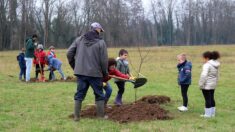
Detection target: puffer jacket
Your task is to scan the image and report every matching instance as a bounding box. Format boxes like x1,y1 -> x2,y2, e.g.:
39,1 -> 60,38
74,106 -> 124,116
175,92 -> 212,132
33,50 -> 47,65
177,60 -> 192,85
47,55 -> 62,70
199,60 -> 220,90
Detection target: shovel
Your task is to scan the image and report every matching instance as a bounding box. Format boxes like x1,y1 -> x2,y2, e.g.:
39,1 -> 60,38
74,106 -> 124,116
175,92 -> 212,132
109,75 -> 147,88
37,58 -> 45,82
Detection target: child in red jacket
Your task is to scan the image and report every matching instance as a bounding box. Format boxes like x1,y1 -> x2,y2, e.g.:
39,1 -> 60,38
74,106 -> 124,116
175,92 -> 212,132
103,58 -> 134,107
33,44 -> 46,80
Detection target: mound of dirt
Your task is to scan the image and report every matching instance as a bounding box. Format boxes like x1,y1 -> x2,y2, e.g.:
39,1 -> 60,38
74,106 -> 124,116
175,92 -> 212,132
70,95 -> 172,123
28,76 -> 76,83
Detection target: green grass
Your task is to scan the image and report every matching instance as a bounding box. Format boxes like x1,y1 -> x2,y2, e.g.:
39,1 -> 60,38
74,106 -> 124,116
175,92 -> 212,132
1,45 -> 235,132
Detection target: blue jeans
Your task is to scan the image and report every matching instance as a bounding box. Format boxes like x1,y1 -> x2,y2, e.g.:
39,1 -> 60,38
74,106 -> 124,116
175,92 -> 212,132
24,58 -> 33,82
50,68 -> 65,80
103,83 -> 112,102
74,75 -> 105,101
19,67 -> 26,80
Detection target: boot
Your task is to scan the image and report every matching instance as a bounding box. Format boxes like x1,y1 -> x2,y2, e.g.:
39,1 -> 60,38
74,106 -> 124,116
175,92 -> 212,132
114,94 -> 122,106
74,100 -> 82,121
211,107 -> 216,117
96,100 -> 105,118
200,108 -> 212,118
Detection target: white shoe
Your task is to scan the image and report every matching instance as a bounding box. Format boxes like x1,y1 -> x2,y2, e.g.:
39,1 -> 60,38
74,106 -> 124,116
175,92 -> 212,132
177,106 -> 188,112
200,108 -> 212,118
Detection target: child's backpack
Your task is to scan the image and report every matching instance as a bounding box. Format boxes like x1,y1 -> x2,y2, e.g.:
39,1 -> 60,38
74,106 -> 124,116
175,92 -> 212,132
17,55 -> 20,61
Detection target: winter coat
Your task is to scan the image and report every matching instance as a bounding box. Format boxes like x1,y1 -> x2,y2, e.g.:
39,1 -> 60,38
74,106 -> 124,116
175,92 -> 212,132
47,55 -> 62,70
25,38 -> 36,58
177,60 -> 192,85
17,52 -> 26,69
115,59 -> 130,82
199,60 -> 220,90
67,30 -> 108,77
33,50 -> 46,65
103,69 -> 130,82
47,51 -> 56,58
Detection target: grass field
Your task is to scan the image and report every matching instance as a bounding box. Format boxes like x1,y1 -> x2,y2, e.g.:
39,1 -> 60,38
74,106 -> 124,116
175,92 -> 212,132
0,45 -> 235,132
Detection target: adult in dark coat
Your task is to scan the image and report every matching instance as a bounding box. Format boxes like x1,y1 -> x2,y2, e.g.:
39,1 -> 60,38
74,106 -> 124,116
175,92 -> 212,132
67,22 -> 108,121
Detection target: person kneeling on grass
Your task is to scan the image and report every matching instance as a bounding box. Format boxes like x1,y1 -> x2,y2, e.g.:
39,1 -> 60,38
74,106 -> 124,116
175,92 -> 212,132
199,51 -> 220,118
177,53 -> 192,112
47,55 -> 66,80
103,58 -> 135,107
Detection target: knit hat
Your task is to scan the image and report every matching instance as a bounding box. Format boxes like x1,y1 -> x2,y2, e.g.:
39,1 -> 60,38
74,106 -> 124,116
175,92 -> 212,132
49,46 -> 55,50
37,44 -> 43,50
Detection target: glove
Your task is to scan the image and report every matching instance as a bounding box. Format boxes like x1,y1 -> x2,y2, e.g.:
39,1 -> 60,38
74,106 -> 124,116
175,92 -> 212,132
103,82 -> 107,87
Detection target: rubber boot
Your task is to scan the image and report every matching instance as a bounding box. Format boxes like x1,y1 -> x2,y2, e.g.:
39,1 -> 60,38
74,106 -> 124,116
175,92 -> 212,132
96,100 -> 105,118
74,100 -> 82,121
211,107 -> 216,117
200,108 -> 212,118
114,94 -> 122,106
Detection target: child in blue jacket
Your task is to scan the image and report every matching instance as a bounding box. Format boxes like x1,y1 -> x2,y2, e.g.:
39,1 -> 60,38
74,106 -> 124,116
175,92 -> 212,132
177,53 -> 192,112
17,48 -> 26,80
47,55 -> 66,80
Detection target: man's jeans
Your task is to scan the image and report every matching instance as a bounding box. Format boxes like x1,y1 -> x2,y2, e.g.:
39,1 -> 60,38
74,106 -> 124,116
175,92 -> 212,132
74,75 -> 105,101
24,58 -> 33,82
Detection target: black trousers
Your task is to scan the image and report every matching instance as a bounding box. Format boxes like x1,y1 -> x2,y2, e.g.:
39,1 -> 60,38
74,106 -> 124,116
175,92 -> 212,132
202,89 -> 215,108
180,84 -> 189,107
115,81 -> 125,95
35,64 -> 44,79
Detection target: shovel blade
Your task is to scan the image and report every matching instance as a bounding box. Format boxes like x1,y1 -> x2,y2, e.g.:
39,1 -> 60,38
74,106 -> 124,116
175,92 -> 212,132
133,78 -> 147,88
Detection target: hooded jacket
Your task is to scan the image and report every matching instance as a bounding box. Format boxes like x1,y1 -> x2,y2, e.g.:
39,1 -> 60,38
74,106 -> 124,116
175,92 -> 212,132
67,30 -> 108,77
177,60 -> 192,85
47,55 -> 62,70
199,60 -> 220,90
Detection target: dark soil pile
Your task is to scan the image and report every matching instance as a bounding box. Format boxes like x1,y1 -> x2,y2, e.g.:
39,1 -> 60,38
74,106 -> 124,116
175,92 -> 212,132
70,95 -> 172,123
28,76 -> 76,83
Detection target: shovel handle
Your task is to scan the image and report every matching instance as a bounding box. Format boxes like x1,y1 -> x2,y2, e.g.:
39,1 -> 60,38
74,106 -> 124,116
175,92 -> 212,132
109,75 -> 135,83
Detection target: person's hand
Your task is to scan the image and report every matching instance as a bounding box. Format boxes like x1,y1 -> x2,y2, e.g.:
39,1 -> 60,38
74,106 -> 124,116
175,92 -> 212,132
33,64 -> 36,67
129,76 -> 136,80
103,82 -> 107,87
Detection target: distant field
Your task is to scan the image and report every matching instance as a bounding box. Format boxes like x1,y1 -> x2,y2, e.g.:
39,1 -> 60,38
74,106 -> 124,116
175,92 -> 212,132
0,45 -> 235,131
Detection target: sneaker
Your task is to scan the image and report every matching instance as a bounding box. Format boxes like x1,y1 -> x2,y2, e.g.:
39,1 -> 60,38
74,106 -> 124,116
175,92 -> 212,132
178,106 -> 188,112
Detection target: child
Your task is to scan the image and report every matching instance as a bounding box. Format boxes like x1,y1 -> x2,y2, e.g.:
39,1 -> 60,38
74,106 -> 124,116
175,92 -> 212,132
17,48 -> 26,80
47,46 -> 56,80
47,46 -> 56,58
114,49 -> 131,105
33,44 -> 46,80
177,53 -> 192,112
103,58 -> 134,107
199,51 -> 220,118
47,55 -> 66,80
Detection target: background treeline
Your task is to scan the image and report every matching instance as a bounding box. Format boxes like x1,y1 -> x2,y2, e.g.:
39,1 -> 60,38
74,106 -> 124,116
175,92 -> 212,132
0,0 -> 235,50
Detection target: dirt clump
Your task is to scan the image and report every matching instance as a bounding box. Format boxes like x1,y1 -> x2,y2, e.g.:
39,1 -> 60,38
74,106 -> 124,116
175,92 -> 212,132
70,95 -> 172,123
28,76 -> 76,83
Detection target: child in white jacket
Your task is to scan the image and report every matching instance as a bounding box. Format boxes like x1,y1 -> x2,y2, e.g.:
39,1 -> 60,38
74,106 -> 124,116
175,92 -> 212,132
199,51 -> 220,118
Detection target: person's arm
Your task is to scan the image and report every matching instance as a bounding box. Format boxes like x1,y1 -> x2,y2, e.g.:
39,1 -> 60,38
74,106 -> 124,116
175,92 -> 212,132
113,69 -> 130,79
67,37 -> 79,69
100,40 -> 108,77
199,64 -> 210,89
